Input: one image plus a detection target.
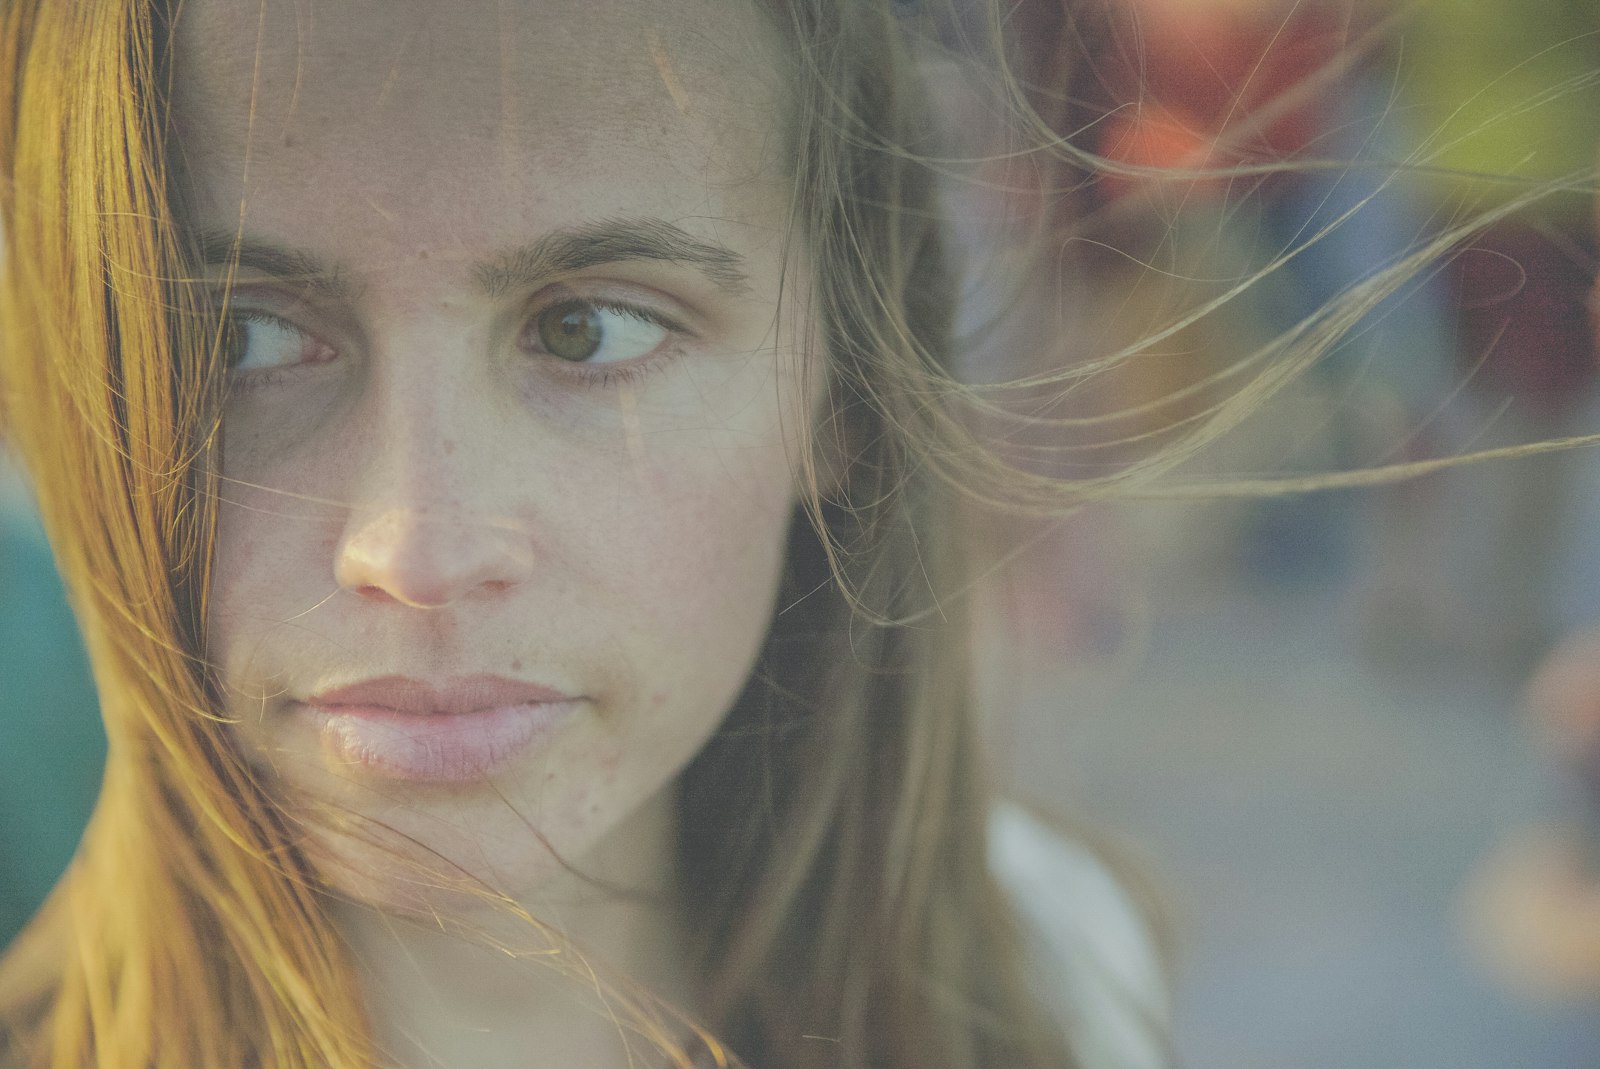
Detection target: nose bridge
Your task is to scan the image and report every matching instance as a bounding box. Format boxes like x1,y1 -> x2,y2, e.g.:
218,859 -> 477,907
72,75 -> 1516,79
334,337 -> 531,608
367,349 -> 472,502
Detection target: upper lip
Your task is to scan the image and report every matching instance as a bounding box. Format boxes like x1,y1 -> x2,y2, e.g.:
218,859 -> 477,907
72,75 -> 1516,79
306,675 -> 573,716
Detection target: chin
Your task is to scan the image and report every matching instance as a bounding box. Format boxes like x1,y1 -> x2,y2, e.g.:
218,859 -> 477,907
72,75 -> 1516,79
296,818 -> 546,918
286,773 -> 676,922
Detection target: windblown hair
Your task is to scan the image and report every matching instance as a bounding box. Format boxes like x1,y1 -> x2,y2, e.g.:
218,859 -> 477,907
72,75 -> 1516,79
0,3 -> 374,1065
10,0 -> 1588,1067
0,1 -> 1111,1066
677,1 -> 1090,1059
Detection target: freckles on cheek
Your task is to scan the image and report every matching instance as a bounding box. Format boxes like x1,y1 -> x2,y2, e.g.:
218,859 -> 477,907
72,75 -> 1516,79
636,481 -> 789,614
577,444 -> 794,724
209,506 -> 260,630
208,492 -> 339,660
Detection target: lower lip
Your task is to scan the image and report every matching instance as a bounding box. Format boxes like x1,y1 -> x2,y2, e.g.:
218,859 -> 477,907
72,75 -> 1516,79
297,701 -> 577,783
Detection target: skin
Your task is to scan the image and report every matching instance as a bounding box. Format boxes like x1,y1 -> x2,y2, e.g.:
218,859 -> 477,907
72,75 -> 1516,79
172,0 -> 809,1063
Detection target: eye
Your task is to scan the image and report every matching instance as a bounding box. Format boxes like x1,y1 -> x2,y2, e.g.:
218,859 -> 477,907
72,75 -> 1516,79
224,310 -> 336,373
525,299 -> 671,364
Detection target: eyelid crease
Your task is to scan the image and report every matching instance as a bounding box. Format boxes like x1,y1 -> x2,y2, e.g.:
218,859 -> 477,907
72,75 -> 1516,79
207,282 -> 334,339
529,272 -> 706,321
549,295 -> 689,334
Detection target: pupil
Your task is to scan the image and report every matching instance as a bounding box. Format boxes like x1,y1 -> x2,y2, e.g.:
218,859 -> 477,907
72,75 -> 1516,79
540,303 -> 603,362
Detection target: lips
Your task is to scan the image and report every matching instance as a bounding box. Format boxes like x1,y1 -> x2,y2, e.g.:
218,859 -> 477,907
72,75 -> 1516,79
308,675 -> 573,716
298,674 -> 579,783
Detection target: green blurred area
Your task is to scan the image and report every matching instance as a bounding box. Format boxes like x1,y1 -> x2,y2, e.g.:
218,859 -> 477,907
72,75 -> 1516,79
0,494 -> 105,950
1399,0 -> 1600,207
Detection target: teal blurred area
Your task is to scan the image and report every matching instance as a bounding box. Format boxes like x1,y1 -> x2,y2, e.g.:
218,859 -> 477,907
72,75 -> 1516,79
0,464 -> 106,950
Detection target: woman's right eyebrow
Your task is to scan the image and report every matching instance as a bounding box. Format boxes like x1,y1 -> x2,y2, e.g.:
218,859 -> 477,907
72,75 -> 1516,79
196,230 -> 358,300
194,217 -> 752,300
194,232 -> 360,302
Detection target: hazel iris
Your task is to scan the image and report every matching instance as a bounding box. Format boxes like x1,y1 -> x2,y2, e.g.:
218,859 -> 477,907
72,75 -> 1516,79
538,302 -> 605,362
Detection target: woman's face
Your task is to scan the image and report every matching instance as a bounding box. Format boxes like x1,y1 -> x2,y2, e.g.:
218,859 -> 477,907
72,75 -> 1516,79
177,0 -> 807,908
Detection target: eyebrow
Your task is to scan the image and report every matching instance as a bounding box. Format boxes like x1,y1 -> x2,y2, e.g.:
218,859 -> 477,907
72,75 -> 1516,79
197,230 -> 360,301
196,216 -> 752,300
476,217 -> 752,298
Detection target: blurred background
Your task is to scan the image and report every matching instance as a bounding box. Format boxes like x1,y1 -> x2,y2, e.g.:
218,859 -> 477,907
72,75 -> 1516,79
7,0 -> 1600,1066
956,0 -> 1600,1066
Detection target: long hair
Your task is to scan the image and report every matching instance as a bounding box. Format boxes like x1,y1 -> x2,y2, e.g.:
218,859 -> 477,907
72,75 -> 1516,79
676,4 -> 1103,1067
0,1 -> 377,1064
0,1 -> 1110,1067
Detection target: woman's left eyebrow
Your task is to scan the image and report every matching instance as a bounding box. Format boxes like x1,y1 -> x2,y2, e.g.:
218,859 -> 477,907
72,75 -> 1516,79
473,217 -> 753,299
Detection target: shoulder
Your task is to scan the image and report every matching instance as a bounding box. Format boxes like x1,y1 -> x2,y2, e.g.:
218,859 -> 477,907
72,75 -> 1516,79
987,802 -> 1172,1069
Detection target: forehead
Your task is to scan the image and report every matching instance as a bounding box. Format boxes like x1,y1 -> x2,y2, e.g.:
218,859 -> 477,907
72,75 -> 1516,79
169,0 -> 788,256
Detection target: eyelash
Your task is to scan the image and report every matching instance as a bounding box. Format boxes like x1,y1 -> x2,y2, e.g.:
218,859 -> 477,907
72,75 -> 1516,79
220,310 -> 316,393
530,298 -> 687,388
218,296 -> 691,391
573,358 -> 667,389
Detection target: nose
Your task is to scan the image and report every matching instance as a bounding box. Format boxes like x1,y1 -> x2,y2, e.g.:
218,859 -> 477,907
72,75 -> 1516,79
332,378 -> 535,609
335,503 -> 534,608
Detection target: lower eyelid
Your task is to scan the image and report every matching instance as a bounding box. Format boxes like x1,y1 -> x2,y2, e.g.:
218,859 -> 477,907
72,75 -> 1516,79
225,367 -> 301,394
538,340 -> 684,390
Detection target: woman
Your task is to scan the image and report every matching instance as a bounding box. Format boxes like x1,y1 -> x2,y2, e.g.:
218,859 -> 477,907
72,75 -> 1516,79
0,1 -> 1168,1067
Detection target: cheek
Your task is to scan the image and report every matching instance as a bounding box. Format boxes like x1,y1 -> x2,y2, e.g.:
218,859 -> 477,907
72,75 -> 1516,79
546,396 -> 801,815
588,434 -> 798,702
573,358 -> 810,674
205,480 -> 339,673
206,492 -> 279,666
